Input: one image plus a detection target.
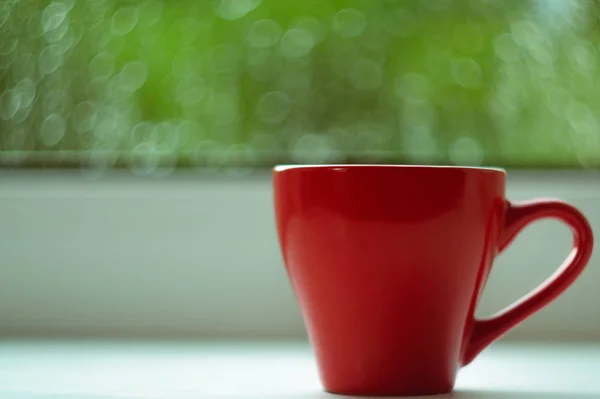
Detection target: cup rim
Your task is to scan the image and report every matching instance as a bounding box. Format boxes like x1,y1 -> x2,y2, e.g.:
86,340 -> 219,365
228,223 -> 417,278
273,164 -> 506,174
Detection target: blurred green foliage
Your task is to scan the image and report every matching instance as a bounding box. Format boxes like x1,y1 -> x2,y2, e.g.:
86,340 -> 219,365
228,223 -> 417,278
1,0 -> 599,173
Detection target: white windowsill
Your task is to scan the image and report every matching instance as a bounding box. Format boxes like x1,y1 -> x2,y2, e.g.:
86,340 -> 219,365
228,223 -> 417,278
0,170 -> 599,340
0,340 -> 598,398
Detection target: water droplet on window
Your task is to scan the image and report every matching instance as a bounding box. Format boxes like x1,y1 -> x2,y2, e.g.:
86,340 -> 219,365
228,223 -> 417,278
151,121 -> 178,150
119,61 -> 147,92
45,18 -> 69,43
93,107 -> 121,139
72,101 -> 97,134
256,91 -> 292,124
55,25 -> 79,53
42,71 -> 64,91
349,59 -> 382,90
62,0 -> 75,12
130,141 -> 160,176
38,45 -> 63,75
570,40 -> 598,72
293,17 -> 327,45
86,77 -> 109,100
138,0 -> 163,28
511,20 -> 539,49
12,103 -> 33,124
89,52 -> 114,79
99,32 -> 125,54
130,121 -> 154,146
0,2 -> 12,29
41,2 -> 69,34
111,6 -> 138,36
333,8 -> 366,38
14,78 -> 36,109
0,89 -> 20,120
0,36 -> 18,57
41,89 -> 71,116
279,28 -> 314,59
40,114 -> 67,146
215,0 -> 260,21
83,148 -> 116,178
452,58 -> 482,88
567,101 -> 598,135
248,19 -> 281,48
528,37 -> 556,65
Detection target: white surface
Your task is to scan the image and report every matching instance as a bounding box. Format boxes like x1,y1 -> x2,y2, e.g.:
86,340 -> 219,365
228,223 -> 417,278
0,341 -> 598,399
0,170 -> 599,340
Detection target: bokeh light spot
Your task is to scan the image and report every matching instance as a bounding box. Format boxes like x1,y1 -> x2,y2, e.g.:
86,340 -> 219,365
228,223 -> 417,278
0,2 -> 12,29
38,45 -> 63,75
333,8 -> 366,38
293,17 -> 327,45
494,34 -> 520,63
0,89 -> 20,120
119,61 -> 148,92
40,114 -> 67,146
279,28 -> 314,59
215,0 -> 260,21
248,19 -> 282,49
256,91 -> 292,124
111,6 -> 139,36
89,52 -> 115,79
41,2 -> 69,34
452,58 -> 482,88
72,101 -> 98,134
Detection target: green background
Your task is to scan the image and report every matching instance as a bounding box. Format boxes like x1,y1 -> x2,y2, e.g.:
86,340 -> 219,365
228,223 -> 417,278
1,0 -> 599,173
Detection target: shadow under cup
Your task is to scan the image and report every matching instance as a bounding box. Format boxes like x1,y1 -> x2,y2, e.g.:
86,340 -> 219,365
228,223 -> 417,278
272,165 -> 593,397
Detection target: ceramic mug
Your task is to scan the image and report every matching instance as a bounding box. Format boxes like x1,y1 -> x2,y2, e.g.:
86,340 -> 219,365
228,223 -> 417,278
273,165 -> 593,397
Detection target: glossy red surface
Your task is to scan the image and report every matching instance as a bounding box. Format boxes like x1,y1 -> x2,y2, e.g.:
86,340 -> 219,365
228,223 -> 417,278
273,165 -> 593,397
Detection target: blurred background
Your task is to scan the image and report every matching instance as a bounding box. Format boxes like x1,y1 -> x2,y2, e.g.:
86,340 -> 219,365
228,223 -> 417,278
2,0 -> 600,171
0,0 -> 599,342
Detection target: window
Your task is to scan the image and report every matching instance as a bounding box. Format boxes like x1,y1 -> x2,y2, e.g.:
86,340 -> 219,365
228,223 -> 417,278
1,0 -> 599,341
1,0 -> 599,174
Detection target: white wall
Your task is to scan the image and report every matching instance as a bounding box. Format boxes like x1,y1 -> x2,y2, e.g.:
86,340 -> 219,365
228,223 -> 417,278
0,170 -> 599,341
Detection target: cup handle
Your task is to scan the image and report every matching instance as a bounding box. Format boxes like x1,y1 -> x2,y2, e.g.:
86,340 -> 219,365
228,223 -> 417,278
461,199 -> 594,366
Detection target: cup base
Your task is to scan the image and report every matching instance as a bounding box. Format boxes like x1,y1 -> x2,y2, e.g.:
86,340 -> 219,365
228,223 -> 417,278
324,384 -> 453,397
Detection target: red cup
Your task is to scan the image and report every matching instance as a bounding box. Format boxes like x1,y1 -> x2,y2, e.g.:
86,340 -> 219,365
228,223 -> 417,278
273,165 -> 593,397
